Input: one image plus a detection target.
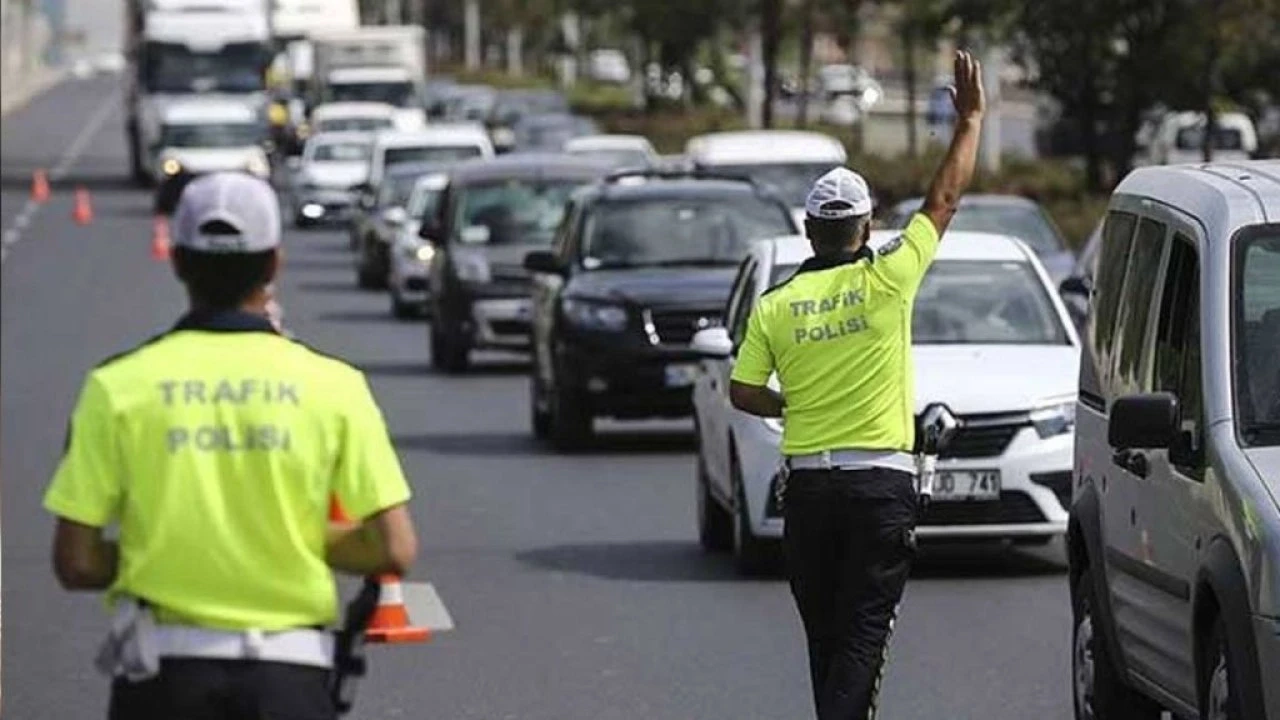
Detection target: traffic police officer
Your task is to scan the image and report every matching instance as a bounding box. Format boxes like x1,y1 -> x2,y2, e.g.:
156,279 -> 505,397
729,51 -> 986,720
44,172 -> 418,719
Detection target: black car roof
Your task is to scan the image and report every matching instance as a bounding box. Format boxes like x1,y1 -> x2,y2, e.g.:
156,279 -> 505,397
448,153 -> 616,184
585,176 -> 787,205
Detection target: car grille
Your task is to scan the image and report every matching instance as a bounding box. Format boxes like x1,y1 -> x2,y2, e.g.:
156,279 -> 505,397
490,319 -> 530,337
490,263 -> 530,283
645,308 -> 722,345
929,412 -> 1030,459
920,491 -> 1046,526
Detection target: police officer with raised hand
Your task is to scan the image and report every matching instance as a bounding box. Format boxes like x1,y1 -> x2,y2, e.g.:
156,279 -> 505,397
728,50 -> 985,720
43,171 -> 418,719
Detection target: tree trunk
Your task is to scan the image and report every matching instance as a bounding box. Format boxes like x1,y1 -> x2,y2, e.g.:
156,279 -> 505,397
464,0 -> 481,71
797,0 -> 815,128
761,0 -> 782,128
903,24 -> 918,157
506,26 -> 524,76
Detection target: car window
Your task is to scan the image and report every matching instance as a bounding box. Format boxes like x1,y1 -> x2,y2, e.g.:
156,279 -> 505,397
316,117 -> 393,133
1091,211 -> 1138,366
1151,234 -> 1204,477
945,204 -> 1065,255
452,179 -> 585,245
1236,227 -> 1280,444
723,259 -> 754,340
385,145 -> 483,168
1113,217 -> 1168,395
912,260 -> 1069,345
378,174 -> 419,208
312,141 -> 370,162
707,162 -> 840,208
407,182 -> 445,219
729,260 -> 760,348
580,196 -> 795,269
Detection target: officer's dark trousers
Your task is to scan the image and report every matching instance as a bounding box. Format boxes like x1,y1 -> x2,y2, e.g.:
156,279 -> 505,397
108,658 -> 336,720
783,467 -> 919,720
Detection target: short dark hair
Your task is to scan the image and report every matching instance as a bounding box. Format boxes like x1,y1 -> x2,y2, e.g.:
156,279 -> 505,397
173,246 -> 276,309
804,213 -> 870,255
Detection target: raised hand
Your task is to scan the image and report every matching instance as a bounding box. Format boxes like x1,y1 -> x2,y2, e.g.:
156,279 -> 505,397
949,50 -> 986,122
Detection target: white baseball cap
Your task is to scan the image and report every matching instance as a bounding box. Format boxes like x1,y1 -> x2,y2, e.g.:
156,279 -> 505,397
173,172 -> 281,253
805,167 -> 873,219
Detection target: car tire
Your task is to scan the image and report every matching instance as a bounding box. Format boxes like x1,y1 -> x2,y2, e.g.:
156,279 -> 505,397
357,241 -> 385,290
696,447 -> 732,554
530,371 -> 551,440
548,385 -> 592,452
731,454 -> 777,576
390,292 -> 417,320
1201,615 -> 1245,720
1072,566 -> 1163,720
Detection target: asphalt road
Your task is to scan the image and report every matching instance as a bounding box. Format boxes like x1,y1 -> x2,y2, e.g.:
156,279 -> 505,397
3,76 -> 1074,720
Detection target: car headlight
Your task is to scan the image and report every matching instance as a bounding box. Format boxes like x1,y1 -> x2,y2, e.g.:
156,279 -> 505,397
161,157 -> 182,176
453,254 -> 491,283
1030,396 -> 1077,438
415,244 -> 435,263
562,298 -> 629,332
245,155 -> 270,178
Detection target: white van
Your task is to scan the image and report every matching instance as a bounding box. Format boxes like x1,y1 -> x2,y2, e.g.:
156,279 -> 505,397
1142,111 -> 1259,165
153,99 -> 270,182
685,130 -> 848,227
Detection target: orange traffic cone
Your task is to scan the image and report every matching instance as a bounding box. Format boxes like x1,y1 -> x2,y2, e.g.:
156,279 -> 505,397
150,215 -> 170,260
327,496 -> 429,644
365,574 -> 430,644
31,169 -> 50,203
72,188 -> 93,225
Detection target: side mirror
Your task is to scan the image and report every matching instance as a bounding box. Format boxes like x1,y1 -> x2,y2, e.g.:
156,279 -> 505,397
690,326 -> 733,358
1108,393 -> 1178,449
523,250 -> 566,275
382,206 -> 408,227
1059,275 -> 1091,298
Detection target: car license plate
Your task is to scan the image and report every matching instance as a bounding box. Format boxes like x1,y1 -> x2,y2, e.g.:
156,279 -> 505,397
931,470 -> 1001,502
664,363 -> 699,387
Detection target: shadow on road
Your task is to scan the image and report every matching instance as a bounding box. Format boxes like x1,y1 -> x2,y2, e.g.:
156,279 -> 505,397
296,278 -> 362,293
288,259 -> 355,273
910,542 -> 1068,579
313,308 -> 398,324
356,360 -> 431,377
391,429 -> 694,457
516,540 -> 766,583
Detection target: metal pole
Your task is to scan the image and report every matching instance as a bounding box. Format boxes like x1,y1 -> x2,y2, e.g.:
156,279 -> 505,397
979,41 -> 1002,173
464,0 -> 480,70
746,27 -> 763,129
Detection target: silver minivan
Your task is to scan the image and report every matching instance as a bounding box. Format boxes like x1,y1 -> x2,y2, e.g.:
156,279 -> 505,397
1068,161 -> 1279,720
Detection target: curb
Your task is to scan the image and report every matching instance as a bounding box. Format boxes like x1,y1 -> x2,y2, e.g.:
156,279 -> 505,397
0,67 -> 65,118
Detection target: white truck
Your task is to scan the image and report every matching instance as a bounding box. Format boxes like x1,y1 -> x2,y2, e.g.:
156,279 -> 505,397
124,0 -> 273,183
271,0 -> 360,101
310,26 -> 427,130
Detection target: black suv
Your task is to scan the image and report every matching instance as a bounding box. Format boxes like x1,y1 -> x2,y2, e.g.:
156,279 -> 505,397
420,153 -> 616,372
523,169 -> 798,450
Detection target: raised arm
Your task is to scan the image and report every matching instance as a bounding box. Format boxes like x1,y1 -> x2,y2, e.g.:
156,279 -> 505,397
922,50 -> 987,237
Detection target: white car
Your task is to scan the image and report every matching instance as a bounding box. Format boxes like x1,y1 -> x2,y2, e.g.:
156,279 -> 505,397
685,130 -> 847,228
153,99 -> 271,182
563,134 -> 658,168
306,101 -> 398,136
691,231 -> 1080,572
366,125 -> 494,194
287,131 -> 372,227
388,172 -> 448,318
1139,110 -> 1259,165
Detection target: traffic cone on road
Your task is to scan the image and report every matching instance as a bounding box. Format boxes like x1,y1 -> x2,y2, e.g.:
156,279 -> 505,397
365,574 -> 431,644
150,215 -> 170,261
31,169 -> 50,203
72,188 -> 93,225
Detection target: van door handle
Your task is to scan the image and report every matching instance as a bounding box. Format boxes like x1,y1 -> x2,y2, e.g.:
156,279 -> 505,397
1112,449 -> 1150,478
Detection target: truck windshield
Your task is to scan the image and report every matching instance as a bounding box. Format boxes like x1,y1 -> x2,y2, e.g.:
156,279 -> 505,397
329,82 -> 416,107
581,195 -> 796,269
161,123 -> 263,148
1235,227 -> 1280,446
144,42 -> 265,93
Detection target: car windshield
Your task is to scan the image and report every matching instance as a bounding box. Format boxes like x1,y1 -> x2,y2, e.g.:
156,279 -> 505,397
1235,228 -> 1280,445
161,122 -> 262,148
1176,126 -> 1245,151
329,81 -> 416,106
312,141 -> 369,162
581,196 -> 796,268
407,181 -> 446,219
316,117 -> 393,133
710,162 -> 841,207
385,145 -> 483,168
896,202 -> 1065,256
452,179 -> 584,245
378,174 -> 422,208
913,260 -> 1069,345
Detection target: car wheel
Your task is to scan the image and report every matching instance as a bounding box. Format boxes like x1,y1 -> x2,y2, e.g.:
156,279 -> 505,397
530,369 -> 551,440
357,241 -> 385,290
1202,615 -> 1243,720
430,320 -> 470,373
731,454 -> 777,576
390,291 -> 416,320
1072,566 -> 1162,720
696,441 -> 732,553
548,384 -> 592,452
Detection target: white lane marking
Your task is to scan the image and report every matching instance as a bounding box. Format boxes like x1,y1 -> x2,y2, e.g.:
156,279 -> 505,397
0,91 -> 118,265
401,581 -> 455,633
